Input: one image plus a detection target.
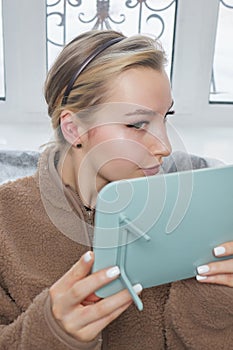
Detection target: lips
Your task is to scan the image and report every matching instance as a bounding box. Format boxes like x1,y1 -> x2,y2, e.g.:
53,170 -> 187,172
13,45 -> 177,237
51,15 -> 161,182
141,164 -> 161,176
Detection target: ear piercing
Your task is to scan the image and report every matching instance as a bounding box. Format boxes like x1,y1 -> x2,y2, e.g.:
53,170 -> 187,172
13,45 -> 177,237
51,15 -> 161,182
76,144 -> 82,148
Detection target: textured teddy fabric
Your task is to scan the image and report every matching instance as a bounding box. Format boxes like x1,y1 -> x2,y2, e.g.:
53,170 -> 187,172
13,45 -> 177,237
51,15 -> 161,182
0,178 -> 100,349
0,147 -> 229,349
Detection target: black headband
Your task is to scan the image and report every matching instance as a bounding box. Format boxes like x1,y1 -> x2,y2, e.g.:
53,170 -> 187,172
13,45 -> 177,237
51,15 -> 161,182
61,36 -> 124,106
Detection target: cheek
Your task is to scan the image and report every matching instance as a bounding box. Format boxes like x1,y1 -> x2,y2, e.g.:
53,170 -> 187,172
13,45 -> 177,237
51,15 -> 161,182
87,127 -> 148,166
110,142 -> 147,169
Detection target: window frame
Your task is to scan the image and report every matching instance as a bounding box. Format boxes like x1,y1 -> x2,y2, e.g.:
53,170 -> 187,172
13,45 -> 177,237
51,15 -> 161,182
172,0 -> 233,127
0,0 -> 48,124
0,0 -> 232,127
0,0 -> 5,100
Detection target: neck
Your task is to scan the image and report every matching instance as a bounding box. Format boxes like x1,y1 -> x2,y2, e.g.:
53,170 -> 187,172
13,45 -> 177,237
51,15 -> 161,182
57,147 -> 99,209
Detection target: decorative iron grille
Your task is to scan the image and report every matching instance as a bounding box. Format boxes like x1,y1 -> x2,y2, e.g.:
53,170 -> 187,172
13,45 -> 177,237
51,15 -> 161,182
46,0 -> 177,77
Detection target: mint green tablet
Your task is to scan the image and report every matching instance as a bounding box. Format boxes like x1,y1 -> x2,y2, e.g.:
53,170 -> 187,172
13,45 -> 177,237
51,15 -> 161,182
92,165 -> 233,310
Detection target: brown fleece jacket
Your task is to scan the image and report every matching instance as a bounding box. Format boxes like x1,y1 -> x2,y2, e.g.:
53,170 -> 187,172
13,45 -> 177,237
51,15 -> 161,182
0,147 -> 232,349
0,147 -> 168,349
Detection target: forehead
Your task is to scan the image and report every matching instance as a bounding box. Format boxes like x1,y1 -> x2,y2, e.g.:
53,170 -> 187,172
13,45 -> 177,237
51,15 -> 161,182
106,67 -> 172,114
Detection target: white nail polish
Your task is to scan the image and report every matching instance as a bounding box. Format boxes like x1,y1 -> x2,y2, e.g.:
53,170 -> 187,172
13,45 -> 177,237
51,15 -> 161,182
214,246 -> 226,256
133,283 -> 143,294
106,266 -> 120,278
196,275 -> 207,281
83,251 -> 92,263
197,265 -> 209,274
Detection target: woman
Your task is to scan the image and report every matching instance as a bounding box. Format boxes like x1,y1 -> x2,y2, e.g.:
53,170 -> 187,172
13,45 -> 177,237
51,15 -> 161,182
0,30 -> 233,350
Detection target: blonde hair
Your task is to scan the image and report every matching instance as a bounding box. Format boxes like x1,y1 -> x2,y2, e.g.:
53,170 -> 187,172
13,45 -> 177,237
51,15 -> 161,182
44,30 -> 167,144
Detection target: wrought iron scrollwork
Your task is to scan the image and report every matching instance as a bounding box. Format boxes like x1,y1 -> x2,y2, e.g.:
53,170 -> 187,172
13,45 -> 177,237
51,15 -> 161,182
79,0 -> 125,30
47,0 -> 176,46
220,0 -> 233,9
67,0 -> 82,6
46,0 -> 177,75
47,0 -> 81,10
146,14 -> 164,39
47,0 -> 63,6
125,0 -> 175,35
47,0 -> 82,47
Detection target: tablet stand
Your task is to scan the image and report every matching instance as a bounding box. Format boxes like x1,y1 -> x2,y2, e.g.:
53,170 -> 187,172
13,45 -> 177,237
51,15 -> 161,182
117,214 -> 151,310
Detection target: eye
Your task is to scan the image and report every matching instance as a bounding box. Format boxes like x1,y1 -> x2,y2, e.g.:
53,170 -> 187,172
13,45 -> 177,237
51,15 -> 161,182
126,121 -> 149,130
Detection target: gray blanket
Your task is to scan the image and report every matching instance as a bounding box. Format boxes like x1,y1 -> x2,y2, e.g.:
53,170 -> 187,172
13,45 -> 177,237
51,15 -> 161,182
0,151 -> 39,184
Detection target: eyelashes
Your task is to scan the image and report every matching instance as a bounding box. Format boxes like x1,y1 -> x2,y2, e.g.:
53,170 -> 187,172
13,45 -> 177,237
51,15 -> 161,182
164,110 -> 175,122
126,121 -> 149,130
126,110 -> 175,129
165,110 -> 175,117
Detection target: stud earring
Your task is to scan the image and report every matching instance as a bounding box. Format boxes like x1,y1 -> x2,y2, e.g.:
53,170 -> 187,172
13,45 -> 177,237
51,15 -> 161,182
76,144 -> 82,148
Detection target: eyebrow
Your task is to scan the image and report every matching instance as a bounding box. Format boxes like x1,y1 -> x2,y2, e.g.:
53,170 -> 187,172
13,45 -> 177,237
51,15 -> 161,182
124,100 -> 175,118
124,109 -> 157,117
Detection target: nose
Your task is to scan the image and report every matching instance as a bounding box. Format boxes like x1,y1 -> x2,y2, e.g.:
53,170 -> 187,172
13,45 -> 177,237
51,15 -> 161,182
147,124 -> 172,158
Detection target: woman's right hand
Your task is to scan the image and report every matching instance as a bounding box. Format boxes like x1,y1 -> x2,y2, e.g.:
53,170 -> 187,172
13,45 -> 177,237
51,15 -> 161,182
49,251 -> 142,343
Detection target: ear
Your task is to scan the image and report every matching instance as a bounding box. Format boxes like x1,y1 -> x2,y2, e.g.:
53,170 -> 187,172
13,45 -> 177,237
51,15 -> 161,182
60,110 -> 83,146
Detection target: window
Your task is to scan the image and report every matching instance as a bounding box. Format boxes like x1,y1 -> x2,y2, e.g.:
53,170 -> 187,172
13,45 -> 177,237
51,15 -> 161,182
1,0 -> 233,127
210,0 -> 233,103
0,0 -> 5,100
46,0 -> 177,77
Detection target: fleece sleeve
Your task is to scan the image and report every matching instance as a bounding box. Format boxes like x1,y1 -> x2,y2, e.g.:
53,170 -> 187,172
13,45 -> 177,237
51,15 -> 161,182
0,287 -> 102,350
165,278 -> 233,350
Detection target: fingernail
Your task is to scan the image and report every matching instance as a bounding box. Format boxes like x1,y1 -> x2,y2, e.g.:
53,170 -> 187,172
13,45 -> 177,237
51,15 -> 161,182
83,251 -> 92,263
196,275 -> 207,281
133,283 -> 143,294
106,266 -> 120,278
197,265 -> 209,274
214,246 -> 226,256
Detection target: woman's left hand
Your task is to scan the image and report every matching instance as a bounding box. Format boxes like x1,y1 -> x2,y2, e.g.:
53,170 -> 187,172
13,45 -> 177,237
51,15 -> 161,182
196,241 -> 233,287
